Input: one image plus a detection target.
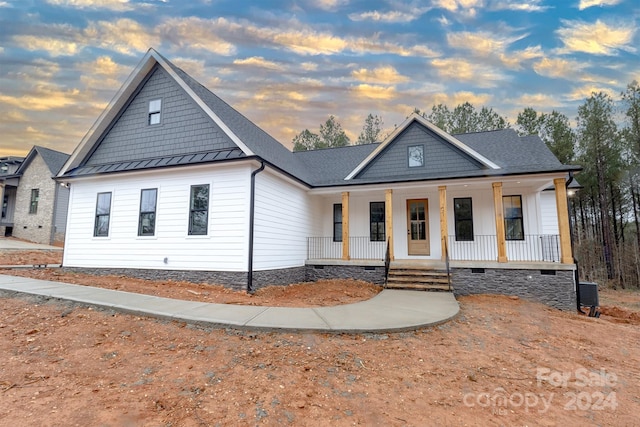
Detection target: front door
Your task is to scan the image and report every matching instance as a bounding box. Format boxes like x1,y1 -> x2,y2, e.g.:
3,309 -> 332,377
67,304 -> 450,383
407,199 -> 430,255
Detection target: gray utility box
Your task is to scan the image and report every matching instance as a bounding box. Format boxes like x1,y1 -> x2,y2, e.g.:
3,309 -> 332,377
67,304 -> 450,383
579,282 -> 599,307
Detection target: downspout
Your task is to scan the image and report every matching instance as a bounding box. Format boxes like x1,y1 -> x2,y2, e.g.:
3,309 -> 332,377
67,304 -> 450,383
565,171 -> 581,313
247,161 -> 265,294
50,181 -> 59,245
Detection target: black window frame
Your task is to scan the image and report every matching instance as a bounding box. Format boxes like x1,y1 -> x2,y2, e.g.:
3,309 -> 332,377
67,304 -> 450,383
94,192 -> 112,237
369,201 -> 385,242
138,188 -> 158,236
503,195 -> 524,241
333,203 -> 342,242
188,184 -> 209,236
29,188 -> 39,214
148,98 -> 162,125
454,197 -> 474,241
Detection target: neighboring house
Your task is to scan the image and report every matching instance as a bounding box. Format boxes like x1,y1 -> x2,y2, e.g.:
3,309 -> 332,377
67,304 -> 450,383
2,146 -> 70,245
0,156 -> 25,236
57,49 -> 581,310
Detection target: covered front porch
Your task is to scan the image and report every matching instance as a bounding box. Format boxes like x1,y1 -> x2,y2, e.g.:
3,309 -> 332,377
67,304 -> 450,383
306,175 -> 574,266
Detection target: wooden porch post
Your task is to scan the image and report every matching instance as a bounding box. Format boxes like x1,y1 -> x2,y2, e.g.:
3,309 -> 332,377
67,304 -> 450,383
342,191 -> 350,260
385,189 -> 394,261
438,186 -> 448,261
492,182 -> 508,263
554,177 -> 574,264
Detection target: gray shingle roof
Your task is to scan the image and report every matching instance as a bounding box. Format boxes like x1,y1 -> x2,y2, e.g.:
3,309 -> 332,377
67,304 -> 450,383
59,50 -> 579,186
293,143 -> 379,185
454,129 -> 563,169
17,146 -> 70,177
162,56 -> 313,183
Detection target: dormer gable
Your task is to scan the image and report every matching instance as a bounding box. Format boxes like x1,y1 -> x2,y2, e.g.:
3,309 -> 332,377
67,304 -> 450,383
345,113 -> 500,181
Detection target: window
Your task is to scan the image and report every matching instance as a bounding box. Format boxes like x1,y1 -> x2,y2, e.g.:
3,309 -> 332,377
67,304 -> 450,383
138,188 -> 157,236
148,99 -> 161,125
503,195 -> 524,240
189,184 -> 209,235
29,189 -> 39,214
94,192 -> 112,237
408,145 -> 424,167
370,202 -> 385,242
333,204 -> 342,242
454,197 -> 474,241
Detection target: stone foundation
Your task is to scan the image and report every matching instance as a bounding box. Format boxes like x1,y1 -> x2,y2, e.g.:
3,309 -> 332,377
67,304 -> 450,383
305,264 -> 386,285
452,267 -> 576,311
62,266 -> 307,292
63,263 -> 576,311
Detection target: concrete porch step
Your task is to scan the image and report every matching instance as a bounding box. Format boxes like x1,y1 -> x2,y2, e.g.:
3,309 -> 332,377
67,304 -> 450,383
386,264 -> 452,291
387,275 -> 450,284
385,282 -> 452,291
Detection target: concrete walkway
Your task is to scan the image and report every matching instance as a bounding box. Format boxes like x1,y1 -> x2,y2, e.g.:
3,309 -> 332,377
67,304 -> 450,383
0,274 -> 459,333
0,238 -> 62,251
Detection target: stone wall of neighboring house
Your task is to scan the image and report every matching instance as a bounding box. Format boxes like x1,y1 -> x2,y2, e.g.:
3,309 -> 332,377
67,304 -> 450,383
13,154 -> 56,245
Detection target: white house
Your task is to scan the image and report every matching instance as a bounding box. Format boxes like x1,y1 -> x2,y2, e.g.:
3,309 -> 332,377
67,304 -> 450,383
57,49 -> 581,310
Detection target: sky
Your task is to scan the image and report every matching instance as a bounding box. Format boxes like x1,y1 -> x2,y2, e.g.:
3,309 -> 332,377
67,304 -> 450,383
0,0 -> 639,157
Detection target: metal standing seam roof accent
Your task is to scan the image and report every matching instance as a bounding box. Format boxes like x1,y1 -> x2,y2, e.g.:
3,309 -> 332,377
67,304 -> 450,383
65,148 -> 246,177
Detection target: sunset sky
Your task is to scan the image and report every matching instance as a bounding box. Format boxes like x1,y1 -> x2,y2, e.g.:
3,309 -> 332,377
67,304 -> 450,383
0,0 -> 638,157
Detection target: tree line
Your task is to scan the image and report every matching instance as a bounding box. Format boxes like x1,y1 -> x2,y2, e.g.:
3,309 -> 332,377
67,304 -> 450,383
292,81 -> 640,288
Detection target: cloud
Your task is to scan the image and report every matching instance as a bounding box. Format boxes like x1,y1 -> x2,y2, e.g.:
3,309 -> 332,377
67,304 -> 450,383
533,57 -> 586,79
490,0 -> 549,12
13,35 -> 80,56
566,84 -> 617,101
447,30 -> 542,69
11,59 -> 61,81
0,84 -> 80,111
233,56 -> 284,71
351,66 -> 409,84
556,19 -> 636,55
348,4 -> 431,23
158,17 -> 236,56
205,17 -> 439,57
77,55 -> 129,90
85,18 -> 160,55
312,0 -> 348,11
578,0 -> 622,10
433,0 -> 482,17
499,46 -> 543,69
430,91 -> 493,107
508,93 -> 562,108
447,31 -> 514,56
348,10 -> 419,23
352,84 -> 396,100
45,0 -> 138,11
301,62 -> 318,71
171,57 -> 206,78
430,58 -> 506,87
437,15 -> 451,26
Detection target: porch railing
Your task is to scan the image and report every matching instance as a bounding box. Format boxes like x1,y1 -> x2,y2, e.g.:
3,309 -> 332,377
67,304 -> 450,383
307,236 -> 386,260
447,234 -> 560,262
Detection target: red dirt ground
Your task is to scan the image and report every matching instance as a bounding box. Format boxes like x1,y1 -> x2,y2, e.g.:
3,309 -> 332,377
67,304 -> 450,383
1,250 -> 639,426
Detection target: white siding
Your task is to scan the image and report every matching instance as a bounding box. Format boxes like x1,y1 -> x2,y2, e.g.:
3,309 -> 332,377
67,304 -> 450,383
63,164 -> 251,271
540,191 -> 559,234
313,184 -> 551,261
253,170 -> 319,270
